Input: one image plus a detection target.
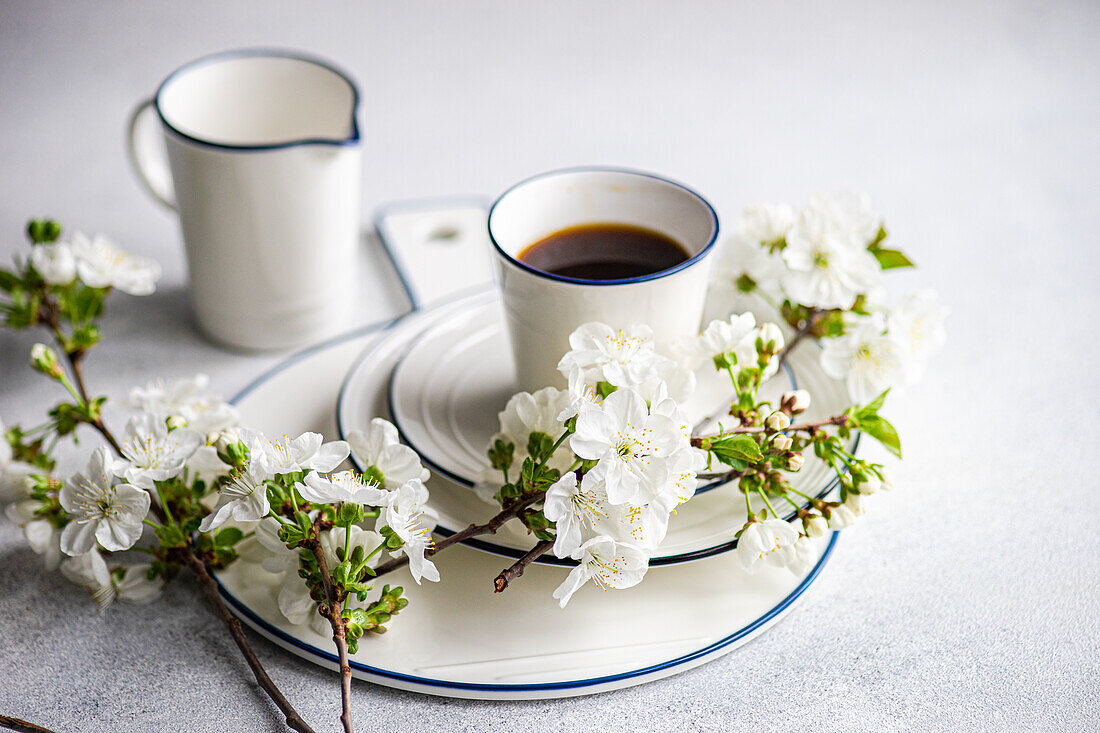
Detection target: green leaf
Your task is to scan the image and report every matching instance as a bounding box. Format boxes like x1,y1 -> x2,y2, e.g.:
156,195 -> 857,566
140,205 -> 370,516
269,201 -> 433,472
708,434 -> 764,468
0,269 -> 22,293
856,389 -> 890,420
871,248 -> 915,270
867,225 -> 888,249
858,414 -> 902,458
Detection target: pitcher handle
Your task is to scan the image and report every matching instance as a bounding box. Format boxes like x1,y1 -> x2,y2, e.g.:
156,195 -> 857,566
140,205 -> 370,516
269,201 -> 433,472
126,99 -> 176,210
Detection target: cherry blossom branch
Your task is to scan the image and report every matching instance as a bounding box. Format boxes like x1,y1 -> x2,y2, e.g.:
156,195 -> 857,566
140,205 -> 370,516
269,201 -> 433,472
179,550 -> 316,733
0,715 -> 59,733
40,298 -> 122,455
493,539 -> 554,592
371,490 -> 548,579
38,314 -> 315,733
306,534 -> 354,733
691,414 -> 849,446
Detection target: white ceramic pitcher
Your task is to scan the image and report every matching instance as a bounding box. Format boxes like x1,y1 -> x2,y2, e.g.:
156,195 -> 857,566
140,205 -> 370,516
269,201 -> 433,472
128,49 -> 362,351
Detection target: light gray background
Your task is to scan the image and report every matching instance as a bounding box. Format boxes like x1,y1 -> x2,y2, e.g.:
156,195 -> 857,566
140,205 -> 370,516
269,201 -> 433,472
1,1 -> 1097,731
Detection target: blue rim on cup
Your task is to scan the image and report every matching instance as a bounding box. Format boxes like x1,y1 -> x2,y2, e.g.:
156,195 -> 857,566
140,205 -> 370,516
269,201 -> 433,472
487,166 -> 720,286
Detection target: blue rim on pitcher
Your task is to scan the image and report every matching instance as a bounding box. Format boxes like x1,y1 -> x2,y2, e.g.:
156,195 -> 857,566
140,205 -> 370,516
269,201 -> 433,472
153,48 -> 361,152
487,166 -> 720,286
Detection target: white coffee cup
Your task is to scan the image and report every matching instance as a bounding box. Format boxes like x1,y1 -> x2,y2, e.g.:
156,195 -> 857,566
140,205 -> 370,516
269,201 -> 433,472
127,49 -> 362,350
489,168 -> 719,393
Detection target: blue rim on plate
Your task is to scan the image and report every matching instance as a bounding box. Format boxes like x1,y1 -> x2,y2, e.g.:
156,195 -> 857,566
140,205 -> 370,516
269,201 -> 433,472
487,166 -> 720,287
153,48 -> 361,153
215,521 -> 837,694
335,292 -> 859,567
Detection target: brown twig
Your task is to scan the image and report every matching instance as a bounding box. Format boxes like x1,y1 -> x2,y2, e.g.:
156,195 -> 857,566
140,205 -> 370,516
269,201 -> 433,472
372,490 -> 548,579
493,540 -> 554,593
691,414 -> 848,447
181,550 -> 316,733
308,535 -> 354,733
0,715 -> 58,733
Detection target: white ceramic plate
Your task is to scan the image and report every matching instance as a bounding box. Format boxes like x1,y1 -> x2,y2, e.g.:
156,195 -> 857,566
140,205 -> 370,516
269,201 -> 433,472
214,323 -> 840,699
339,289 -> 856,566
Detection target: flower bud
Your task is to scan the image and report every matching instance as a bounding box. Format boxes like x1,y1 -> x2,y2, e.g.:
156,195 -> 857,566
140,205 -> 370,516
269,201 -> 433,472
845,492 -> 866,516
780,389 -> 811,415
764,411 -> 790,432
759,322 -> 785,353
29,343 -> 63,380
786,452 -> 805,471
878,470 -> 895,491
772,434 -> 793,451
860,475 -> 882,494
803,514 -> 828,537
165,415 -> 188,431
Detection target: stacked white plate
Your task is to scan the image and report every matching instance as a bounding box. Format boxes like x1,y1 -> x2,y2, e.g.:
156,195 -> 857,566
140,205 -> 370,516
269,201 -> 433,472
214,287 -> 853,699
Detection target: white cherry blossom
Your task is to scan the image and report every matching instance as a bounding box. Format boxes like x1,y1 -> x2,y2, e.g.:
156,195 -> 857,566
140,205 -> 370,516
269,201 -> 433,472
381,479 -> 439,584
129,374 -> 241,434
781,205 -> 880,310
59,446 -> 150,555
347,418 -> 429,488
787,535 -> 818,575
61,550 -> 163,611
569,388 -> 682,505
69,231 -> 161,295
695,312 -> 758,366
296,470 -> 390,507
820,314 -> 910,404
809,191 -> 881,245
116,413 -> 203,488
492,388 -> 575,473
198,462 -> 271,531
739,202 -> 797,246
320,525 -> 385,569
552,536 -> 648,608
245,429 -> 349,476
5,500 -> 61,570
543,472 -> 611,558
828,493 -> 866,529
30,241 -> 76,285
558,323 -> 662,388
736,518 -> 800,574
888,289 -> 948,382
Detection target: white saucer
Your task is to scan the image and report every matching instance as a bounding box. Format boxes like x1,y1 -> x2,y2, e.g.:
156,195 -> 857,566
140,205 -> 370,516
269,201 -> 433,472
216,321 -> 840,699
338,289 -> 855,566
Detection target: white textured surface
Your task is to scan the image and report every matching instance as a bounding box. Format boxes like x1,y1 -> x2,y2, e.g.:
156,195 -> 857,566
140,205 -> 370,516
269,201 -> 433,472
0,1 -> 1097,730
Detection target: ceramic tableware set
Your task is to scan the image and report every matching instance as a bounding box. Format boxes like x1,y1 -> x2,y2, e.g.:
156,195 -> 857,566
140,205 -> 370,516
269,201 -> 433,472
129,50 -> 853,699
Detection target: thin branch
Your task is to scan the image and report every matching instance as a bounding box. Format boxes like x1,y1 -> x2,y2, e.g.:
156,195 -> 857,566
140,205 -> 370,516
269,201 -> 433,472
308,538 -> 354,733
372,490 -> 547,579
0,715 -> 58,733
181,551 -> 316,733
691,414 -> 848,447
494,540 -> 554,593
